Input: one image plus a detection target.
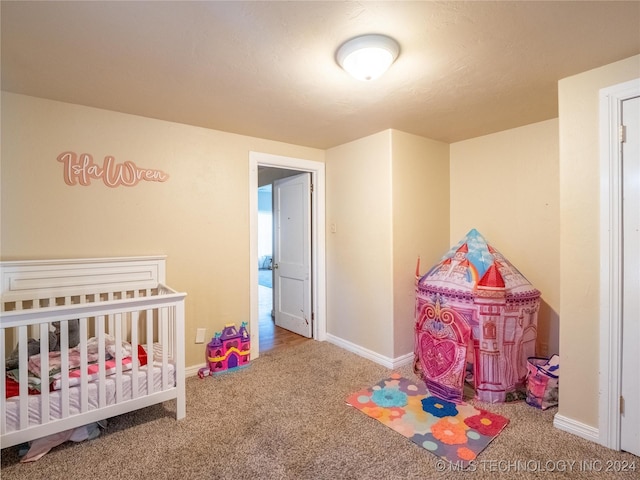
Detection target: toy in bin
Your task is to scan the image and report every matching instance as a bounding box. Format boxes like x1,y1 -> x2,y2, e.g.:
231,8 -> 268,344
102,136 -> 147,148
526,354 -> 559,410
198,322 -> 250,378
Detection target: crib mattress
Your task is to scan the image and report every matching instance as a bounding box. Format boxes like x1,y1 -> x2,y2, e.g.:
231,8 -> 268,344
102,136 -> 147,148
5,362 -> 175,432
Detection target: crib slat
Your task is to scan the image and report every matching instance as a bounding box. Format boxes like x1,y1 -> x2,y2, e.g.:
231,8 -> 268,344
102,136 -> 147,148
115,313 -> 123,403
107,293 -> 114,333
39,322 -> 50,425
59,321 -> 70,419
79,317 -> 89,413
18,326 -> 28,429
97,316 -> 106,409
146,309 -> 154,394
131,310 -> 139,399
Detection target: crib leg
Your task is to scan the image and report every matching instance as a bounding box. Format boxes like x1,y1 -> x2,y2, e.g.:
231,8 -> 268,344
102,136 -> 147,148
176,392 -> 186,420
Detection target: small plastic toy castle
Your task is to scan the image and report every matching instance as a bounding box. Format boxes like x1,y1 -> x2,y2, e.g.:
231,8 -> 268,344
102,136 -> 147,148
198,322 -> 250,378
414,229 -> 541,403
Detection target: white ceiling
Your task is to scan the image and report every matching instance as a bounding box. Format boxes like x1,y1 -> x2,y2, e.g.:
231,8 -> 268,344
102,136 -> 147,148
2,1 -> 639,149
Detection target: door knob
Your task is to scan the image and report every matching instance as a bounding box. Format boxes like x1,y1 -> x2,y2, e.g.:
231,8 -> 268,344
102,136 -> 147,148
273,263 -> 279,269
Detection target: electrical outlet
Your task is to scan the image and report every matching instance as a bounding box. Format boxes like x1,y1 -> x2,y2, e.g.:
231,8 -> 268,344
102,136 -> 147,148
195,328 -> 206,344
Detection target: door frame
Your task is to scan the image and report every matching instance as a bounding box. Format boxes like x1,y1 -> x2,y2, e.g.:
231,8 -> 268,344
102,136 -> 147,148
249,151 -> 326,359
598,77 -> 640,450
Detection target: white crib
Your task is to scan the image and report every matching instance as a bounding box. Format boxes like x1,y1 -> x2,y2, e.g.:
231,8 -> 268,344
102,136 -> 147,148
0,256 -> 186,450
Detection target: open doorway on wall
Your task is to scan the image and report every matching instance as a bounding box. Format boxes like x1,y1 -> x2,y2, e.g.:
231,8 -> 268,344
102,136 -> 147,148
257,167 -> 312,353
249,152 -> 327,361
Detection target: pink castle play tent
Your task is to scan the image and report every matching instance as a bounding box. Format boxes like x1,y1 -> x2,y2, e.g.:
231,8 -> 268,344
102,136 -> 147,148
414,229 -> 541,403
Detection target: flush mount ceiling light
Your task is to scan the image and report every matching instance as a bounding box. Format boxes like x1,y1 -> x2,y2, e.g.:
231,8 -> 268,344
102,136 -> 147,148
336,34 -> 400,81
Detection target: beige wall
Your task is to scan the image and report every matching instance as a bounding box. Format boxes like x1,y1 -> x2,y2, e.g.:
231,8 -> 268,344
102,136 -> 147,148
391,130 -> 449,356
558,55 -> 640,427
325,131 -> 395,357
325,129 -> 450,360
450,119 -> 560,357
0,92 -> 324,369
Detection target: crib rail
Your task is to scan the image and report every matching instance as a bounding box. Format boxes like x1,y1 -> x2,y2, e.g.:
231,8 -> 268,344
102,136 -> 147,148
2,286 -> 169,311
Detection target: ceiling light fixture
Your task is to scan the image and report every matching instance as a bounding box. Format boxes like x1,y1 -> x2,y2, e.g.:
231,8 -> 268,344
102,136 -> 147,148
336,34 -> 400,81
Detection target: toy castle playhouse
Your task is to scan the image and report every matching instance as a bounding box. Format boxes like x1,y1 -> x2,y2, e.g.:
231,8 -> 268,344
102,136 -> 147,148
414,229 -> 541,403
199,323 -> 250,377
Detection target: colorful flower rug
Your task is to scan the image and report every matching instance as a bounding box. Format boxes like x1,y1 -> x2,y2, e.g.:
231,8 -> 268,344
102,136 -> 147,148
346,373 -> 509,467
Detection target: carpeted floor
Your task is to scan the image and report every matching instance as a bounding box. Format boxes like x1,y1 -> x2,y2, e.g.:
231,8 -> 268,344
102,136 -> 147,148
1,341 -> 637,479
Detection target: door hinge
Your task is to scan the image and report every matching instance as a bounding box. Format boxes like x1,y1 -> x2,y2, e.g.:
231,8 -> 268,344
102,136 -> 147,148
620,395 -> 625,414
310,183 -> 314,193
620,125 -> 627,143
311,312 -> 315,322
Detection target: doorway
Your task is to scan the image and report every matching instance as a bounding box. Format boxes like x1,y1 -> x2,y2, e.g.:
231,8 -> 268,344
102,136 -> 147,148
249,152 -> 326,360
257,170 -> 312,351
599,78 -> 640,455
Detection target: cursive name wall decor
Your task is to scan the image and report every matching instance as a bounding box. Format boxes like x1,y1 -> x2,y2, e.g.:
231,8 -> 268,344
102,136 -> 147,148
57,151 -> 170,187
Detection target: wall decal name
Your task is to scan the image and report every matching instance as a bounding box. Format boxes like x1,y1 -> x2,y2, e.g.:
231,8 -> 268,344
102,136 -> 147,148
57,151 -> 169,187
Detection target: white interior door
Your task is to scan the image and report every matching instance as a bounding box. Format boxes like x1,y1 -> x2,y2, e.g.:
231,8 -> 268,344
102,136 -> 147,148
273,173 -> 312,338
621,94 -> 640,457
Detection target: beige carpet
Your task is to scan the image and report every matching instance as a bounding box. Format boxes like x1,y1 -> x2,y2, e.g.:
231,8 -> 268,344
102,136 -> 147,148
1,341 -> 637,479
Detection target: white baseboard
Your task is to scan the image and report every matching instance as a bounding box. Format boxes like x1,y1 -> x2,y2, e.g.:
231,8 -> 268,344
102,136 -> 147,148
186,337 -> 413,377
393,351 -> 414,369
326,333 -> 413,370
553,413 -> 600,444
185,363 -> 206,378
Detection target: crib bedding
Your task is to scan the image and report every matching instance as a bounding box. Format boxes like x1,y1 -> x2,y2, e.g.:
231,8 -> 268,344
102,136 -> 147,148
4,361 -> 175,432
4,356 -> 137,398
5,340 -> 150,397
26,334 -> 136,379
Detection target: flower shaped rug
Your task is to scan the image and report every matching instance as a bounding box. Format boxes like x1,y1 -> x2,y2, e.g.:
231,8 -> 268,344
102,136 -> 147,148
346,373 -> 509,467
